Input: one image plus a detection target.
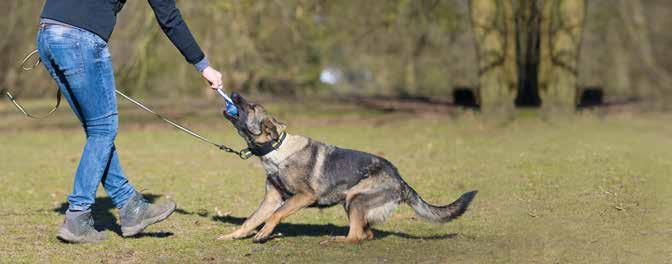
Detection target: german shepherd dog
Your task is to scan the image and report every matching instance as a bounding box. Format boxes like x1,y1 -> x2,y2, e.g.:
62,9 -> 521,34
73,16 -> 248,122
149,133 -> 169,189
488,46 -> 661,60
218,93 -> 477,243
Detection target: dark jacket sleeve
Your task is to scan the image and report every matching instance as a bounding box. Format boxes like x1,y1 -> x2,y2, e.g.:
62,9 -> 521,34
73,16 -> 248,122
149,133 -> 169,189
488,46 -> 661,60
147,0 -> 205,64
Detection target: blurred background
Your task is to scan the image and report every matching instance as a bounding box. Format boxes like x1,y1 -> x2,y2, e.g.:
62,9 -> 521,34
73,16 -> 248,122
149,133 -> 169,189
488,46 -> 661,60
1,0 -> 671,112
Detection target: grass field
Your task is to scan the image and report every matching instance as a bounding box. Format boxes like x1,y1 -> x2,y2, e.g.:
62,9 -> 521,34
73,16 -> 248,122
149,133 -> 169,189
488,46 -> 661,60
1,98 -> 671,263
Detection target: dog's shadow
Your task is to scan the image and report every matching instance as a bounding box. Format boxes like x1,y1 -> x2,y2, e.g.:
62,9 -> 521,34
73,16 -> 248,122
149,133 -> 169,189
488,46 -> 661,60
53,197 -> 457,241
52,194 -> 175,238
210,215 -> 457,241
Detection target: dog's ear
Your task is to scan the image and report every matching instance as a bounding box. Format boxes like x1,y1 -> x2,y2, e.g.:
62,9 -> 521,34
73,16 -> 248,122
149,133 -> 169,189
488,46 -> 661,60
262,117 -> 287,140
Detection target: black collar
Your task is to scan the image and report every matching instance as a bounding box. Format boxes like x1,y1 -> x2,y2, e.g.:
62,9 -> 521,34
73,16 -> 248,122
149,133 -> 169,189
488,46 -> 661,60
240,132 -> 287,159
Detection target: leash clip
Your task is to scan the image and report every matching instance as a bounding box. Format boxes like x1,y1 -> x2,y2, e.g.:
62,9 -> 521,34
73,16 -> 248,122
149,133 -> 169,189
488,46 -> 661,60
218,145 -> 252,160
239,149 -> 254,160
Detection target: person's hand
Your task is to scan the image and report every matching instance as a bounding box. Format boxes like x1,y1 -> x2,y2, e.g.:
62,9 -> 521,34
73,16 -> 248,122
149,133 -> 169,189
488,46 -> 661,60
202,66 -> 223,89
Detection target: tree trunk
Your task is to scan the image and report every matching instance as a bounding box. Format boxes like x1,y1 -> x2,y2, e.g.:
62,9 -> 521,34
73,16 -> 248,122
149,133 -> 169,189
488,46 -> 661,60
470,0 -> 517,113
538,0 -> 586,111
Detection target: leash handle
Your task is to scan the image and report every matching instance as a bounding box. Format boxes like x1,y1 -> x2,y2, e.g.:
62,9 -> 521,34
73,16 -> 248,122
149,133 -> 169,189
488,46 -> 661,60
21,49 -> 41,71
4,89 -> 62,119
2,49 -> 62,119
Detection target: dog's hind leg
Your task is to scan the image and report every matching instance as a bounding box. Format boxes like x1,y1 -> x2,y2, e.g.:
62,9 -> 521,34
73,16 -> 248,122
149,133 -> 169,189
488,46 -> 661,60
344,205 -> 369,243
340,190 -> 400,243
322,204 -> 368,244
348,178 -> 402,224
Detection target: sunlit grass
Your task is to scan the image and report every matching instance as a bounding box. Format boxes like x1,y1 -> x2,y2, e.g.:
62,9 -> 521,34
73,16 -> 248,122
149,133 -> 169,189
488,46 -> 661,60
1,100 -> 671,263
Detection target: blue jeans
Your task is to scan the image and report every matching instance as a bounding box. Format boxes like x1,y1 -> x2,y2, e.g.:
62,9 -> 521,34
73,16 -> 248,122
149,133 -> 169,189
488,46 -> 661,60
37,24 -> 136,211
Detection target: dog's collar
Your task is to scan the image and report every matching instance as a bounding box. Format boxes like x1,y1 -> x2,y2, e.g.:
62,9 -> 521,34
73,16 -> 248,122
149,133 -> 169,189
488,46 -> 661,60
240,132 -> 287,159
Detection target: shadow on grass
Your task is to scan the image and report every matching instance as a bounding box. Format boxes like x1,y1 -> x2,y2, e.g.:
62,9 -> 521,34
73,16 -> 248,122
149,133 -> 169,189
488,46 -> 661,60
210,215 -> 457,241
52,194 -> 176,239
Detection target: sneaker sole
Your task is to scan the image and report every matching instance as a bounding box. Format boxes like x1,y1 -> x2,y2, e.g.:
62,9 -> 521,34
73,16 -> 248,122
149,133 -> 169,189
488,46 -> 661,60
121,202 -> 176,237
57,228 -> 106,244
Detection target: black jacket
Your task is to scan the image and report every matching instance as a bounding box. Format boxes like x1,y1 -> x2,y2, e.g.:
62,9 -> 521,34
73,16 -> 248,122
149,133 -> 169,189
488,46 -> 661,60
41,0 -> 205,64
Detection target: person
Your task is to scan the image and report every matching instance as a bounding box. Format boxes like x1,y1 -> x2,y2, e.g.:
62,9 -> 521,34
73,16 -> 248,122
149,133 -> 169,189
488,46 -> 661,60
37,0 -> 223,243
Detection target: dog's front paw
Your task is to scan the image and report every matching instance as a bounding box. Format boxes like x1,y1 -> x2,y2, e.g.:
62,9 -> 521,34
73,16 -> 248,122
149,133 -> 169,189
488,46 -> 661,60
216,233 -> 239,241
252,227 -> 274,243
252,233 -> 270,243
216,230 -> 249,241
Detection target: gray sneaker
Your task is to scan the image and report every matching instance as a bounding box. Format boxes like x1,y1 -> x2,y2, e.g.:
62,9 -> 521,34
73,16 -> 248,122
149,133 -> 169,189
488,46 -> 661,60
57,211 -> 107,243
119,192 -> 176,237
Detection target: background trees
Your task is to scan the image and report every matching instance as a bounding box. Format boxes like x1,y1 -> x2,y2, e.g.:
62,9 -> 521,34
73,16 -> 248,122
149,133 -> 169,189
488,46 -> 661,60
470,0 -> 585,112
0,0 -> 670,110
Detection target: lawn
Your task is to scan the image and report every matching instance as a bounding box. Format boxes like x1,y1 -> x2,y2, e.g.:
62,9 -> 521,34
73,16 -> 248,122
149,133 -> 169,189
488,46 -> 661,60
1,98 -> 671,263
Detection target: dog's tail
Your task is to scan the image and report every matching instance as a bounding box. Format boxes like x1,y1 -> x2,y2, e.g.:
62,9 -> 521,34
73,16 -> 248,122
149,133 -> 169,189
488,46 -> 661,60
403,186 -> 477,223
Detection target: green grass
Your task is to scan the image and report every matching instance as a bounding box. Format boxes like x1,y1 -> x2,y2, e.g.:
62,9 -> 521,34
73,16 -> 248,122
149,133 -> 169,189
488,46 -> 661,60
1,99 -> 671,263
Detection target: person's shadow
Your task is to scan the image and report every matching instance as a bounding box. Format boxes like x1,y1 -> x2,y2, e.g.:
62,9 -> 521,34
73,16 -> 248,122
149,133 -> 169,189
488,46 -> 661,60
53,194 -> 174,238
210,214 -> 458,241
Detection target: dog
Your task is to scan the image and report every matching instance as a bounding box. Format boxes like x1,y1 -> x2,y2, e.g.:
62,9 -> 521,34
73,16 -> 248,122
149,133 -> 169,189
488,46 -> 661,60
218,93 -> 477,243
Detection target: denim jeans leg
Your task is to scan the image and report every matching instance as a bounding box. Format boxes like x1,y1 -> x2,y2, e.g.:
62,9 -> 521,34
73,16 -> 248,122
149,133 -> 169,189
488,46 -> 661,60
89,34 -> 136,208
37,24 -> 136,211
102,146 -> 136,208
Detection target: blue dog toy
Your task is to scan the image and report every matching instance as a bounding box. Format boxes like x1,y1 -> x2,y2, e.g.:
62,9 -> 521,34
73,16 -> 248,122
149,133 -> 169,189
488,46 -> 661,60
216,87 -> 238,117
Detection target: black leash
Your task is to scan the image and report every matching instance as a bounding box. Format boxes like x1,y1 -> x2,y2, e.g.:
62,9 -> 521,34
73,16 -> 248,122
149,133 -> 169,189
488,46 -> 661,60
4,49 -> 251,160
114,89 -> 250,159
